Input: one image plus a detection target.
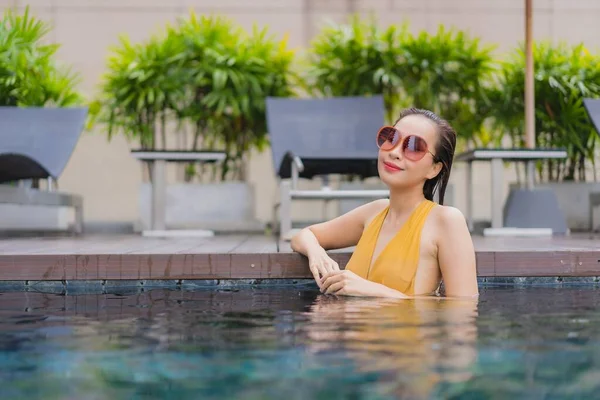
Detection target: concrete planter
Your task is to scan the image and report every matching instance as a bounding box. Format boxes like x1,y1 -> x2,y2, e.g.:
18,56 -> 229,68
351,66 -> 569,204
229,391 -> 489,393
138,182 -> 263,232
511,182 -> 600,231
0,204 -> 71,231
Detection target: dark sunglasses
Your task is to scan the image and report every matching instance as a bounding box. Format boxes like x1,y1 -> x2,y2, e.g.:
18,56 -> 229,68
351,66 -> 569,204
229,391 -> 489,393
376,126 -> 437,162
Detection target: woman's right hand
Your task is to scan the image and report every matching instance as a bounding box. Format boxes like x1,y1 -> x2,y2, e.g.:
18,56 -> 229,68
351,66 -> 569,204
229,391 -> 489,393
307,248 -> 340,289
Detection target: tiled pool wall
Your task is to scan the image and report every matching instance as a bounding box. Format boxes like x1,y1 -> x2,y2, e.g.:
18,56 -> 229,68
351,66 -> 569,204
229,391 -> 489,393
0,277 -> 599,294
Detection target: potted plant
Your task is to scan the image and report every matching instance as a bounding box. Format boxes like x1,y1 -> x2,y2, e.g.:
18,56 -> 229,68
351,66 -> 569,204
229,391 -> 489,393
92,12 -> 299,232
491,41 -> 600,230
305,16 -> 497,211
0,7 -> 88,232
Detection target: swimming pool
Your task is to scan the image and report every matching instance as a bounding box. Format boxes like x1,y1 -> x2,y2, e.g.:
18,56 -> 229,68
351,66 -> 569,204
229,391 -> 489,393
1,283 -> 599,399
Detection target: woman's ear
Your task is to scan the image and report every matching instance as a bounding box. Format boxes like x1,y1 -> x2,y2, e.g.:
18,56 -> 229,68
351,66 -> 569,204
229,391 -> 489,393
426,161 -> 444,180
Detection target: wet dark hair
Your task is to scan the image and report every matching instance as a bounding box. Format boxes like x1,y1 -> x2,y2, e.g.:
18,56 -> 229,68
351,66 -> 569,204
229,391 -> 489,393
394,108 -> 456,205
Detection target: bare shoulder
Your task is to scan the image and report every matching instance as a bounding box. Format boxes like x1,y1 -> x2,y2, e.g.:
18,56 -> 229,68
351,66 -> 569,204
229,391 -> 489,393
299,197 -> 390,251
361,198 -> 390,225
430,204 -> 468,230
345,197 -> 389,227
430,204 -> 478,297
428,204 -> 472,249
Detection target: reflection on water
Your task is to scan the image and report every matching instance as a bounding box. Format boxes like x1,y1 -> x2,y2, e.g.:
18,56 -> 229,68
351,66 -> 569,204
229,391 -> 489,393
0,286 -> 599,399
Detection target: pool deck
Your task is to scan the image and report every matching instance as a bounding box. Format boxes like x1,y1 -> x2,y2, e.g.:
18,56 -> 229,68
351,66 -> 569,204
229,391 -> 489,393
0,233 -> 598,281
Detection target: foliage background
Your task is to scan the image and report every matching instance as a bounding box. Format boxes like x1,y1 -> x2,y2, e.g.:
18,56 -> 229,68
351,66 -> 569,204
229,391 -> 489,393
2,7 -> 599,184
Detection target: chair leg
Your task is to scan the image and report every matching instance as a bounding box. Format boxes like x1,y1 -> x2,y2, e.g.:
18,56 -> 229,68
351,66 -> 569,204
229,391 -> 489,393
279,180 -> 292,239
74,203 -> 84,235
589,193 -> 600,233
272,202 -> 280,232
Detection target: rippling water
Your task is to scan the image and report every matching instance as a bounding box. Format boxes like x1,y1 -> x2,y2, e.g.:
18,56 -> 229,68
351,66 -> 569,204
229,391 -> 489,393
1,285 -> 600,399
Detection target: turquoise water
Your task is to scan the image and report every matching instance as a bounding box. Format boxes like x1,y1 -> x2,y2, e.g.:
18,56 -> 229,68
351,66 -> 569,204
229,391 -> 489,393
1,285 -> 600,399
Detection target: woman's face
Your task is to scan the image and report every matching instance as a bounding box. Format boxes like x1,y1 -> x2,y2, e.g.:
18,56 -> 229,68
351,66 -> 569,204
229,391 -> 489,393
377,114 -> 443,189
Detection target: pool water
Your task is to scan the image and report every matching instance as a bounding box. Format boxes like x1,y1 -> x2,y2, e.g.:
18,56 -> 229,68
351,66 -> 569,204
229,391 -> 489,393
1,285 -> 600,399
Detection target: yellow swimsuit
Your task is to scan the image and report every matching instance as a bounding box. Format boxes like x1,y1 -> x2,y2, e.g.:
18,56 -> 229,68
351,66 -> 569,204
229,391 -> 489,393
345,199 -> 437,296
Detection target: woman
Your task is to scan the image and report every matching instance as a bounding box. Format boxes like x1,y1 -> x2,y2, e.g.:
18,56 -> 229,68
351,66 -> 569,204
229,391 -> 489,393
290,108 -> 479,299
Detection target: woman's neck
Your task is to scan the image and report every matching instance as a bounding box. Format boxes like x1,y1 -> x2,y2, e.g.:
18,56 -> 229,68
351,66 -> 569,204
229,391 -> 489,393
387,186 -> 427,222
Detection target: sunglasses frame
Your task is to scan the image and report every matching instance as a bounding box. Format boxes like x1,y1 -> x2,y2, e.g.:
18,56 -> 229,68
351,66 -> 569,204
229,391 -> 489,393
375,126 -> 437,162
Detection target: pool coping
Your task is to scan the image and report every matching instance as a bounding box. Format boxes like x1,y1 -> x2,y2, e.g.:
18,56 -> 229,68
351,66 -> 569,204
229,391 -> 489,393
1,249 -> 599,281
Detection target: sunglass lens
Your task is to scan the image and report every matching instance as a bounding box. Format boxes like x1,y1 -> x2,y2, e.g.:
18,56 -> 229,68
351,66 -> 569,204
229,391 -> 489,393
402,135 -> 428,161
377,127 -> 399,150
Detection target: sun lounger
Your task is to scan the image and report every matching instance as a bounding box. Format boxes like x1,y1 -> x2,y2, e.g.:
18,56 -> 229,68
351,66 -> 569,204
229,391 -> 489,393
265,95 -> 389,240
0,107 -> 88,234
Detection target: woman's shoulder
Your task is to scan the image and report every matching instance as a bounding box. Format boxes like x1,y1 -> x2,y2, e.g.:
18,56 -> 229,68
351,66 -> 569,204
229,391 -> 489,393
366,198 -> 391,215
429,203 -> 468,229
358,198 -> 390,227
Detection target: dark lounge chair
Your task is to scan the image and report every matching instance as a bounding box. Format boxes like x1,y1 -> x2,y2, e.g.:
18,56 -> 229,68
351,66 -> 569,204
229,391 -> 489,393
265,95 -> 389,239
0,107 -> 88,234
583,98 -> 600,231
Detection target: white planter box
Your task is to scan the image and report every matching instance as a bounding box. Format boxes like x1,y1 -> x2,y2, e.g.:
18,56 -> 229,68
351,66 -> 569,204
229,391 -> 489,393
138,182 -> 262,232
0,205 -> 71,230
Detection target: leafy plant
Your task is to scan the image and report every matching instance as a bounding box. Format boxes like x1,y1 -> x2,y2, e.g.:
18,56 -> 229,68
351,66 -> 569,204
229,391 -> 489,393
398,25 -> 498,148
90,25 -> 187,151
92,12 -> 299,182
174,12 -> 300,181
305,15 -> 407,122
0,6 -> 83,107
491,41 -> 600,182
305,17 -> 498,149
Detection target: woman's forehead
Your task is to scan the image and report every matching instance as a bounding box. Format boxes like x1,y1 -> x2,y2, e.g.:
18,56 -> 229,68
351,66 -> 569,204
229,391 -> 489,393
393,115 -> 437,140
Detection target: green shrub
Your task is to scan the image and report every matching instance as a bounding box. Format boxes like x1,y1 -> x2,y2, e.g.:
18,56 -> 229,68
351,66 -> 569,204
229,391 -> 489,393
0,6 -> 83,107
305,17 -> 498,148
491,42 -> 600,182
92,12 -> 299,182
91,26 -> 187,150
305,15 -> 407,122
174,13 -> 300,181
398,25 -> 498,148
92,12 -> 600,184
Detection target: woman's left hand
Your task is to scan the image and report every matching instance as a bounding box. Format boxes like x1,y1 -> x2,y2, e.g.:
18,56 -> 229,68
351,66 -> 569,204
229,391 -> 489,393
320,270 -> 378,297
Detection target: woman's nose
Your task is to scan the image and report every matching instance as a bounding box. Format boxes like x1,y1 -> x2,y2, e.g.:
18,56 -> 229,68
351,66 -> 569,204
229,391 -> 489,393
389,145 -> 402,160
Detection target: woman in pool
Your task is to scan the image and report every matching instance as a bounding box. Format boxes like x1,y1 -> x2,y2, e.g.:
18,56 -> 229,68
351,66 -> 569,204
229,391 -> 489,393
290,108 -> 479,299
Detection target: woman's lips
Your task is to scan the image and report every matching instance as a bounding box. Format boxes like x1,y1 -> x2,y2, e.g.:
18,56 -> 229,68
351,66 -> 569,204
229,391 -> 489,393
383,161 -> 402,172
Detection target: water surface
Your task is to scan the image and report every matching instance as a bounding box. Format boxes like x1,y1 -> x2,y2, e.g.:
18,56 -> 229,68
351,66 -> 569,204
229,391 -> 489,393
1,285 -> 600,399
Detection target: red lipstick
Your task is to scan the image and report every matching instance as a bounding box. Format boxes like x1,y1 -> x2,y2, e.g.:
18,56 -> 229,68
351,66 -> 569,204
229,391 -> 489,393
383,161 -> 402,172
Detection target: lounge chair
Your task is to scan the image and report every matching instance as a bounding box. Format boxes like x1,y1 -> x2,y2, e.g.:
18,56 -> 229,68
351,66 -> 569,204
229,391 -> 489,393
265,95 -> 389,240
0,107 -> 88,234
583,98 -> 600,231
584,98 -> 600,134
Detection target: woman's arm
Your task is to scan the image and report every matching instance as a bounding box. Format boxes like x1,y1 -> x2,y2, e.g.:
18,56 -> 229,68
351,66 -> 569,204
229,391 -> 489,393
435,207 -> 479,298
291,199 -> 388,289
321,270 -> 477,300
291,199 -> 387,254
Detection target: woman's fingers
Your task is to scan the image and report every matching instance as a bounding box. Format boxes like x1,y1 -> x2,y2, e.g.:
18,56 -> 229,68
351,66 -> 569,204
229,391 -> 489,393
309,256 -> 341,289
324,281 -> 344,295
309,262 -> 323,289
321,272 -> 343,292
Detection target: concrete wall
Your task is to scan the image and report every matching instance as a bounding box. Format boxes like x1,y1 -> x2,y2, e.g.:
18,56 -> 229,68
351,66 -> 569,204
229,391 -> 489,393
2,0 -> 600,230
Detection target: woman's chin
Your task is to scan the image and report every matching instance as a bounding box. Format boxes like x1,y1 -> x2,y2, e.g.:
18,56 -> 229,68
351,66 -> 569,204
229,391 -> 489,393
378,171 -> 416,190
378,173 -> 403,188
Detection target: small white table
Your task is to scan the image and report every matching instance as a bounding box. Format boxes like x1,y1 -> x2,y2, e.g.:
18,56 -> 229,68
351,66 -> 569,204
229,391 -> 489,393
455,148 -> 568,236
131,150 -> 226,238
